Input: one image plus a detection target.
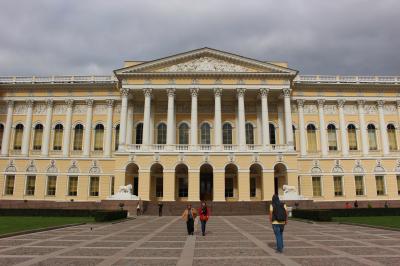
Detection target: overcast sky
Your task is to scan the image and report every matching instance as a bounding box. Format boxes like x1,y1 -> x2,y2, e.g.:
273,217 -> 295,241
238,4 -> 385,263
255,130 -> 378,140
1,0 -> 399,76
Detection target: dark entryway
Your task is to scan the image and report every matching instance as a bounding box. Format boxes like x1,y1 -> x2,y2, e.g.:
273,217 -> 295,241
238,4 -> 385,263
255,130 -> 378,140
200,164 -> 213,201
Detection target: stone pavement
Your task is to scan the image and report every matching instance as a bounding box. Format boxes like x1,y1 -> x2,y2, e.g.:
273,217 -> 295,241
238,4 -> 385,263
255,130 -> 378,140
0,216 -> 399,266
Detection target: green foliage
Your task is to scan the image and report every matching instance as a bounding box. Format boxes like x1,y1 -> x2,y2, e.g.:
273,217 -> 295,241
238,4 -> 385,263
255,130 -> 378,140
292,209 -> 332,221
94,210 -> 127,222
333,216 -> 400,229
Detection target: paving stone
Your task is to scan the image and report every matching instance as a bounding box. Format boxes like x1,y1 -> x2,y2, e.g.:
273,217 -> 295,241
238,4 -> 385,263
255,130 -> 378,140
113,259 -> 178,265
313,240 -> 367,246
0,247 -> 61,255
293,257 -> 368,266
60,247 -> 123,256
31,258 -> 104,266
127,248 -> 182,257
196,241 -> 256,248
0,239 -> 36,246
31,240 -> 83,247
281,247 -> 336,256
84,241 -> 134,247
0,257 -> 34,266
140,241 -> 185,248
337,247 -> 394,255
366,256 -> 400,266
193,258 -> 283,266
194,247 -> 268,257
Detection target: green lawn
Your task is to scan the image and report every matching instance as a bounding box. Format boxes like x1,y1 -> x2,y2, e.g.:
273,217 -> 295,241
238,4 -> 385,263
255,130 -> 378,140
0,216 -> 94,235
333,216 -> 400,229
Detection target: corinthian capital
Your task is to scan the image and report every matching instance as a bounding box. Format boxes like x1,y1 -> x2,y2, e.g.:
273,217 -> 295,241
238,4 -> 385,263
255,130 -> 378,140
7,100 -> 14,108
337,99 -> 346,108
86,99 -> 94,107
236,88 -> 246,97
377,100 -> 385,108
282,88 -> 291,97
357,100 -> 365,106
166,88 -> 176,97
106,99 -> 114,108
297,99 -> 305,108
26,99 -> 34,108
190,88 -> 199,97
214,88 -> 222,97
120,88 -> 130,97
65,99 -> 73,107
317,99 -> 325,108
259,88 -> 269,97
143,88 -> 152,98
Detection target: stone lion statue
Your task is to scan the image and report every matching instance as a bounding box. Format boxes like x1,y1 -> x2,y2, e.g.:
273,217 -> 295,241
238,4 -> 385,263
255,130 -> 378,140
283,185 -> 297,194
118,184 -> 133,194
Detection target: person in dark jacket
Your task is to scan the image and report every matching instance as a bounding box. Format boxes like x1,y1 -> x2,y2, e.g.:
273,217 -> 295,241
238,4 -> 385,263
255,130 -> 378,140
269,194 -> 288,253
158,202 -> 163,216
182,204 -> 197,235
198,202 -> 210,236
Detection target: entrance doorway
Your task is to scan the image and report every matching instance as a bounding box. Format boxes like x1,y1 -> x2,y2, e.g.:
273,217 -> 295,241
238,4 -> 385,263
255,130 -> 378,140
273,163 -> 288,195
125,163 -> 139,195
200,164 -> 213,201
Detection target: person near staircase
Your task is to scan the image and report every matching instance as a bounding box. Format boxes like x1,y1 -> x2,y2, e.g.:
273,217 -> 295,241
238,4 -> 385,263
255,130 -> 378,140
182,204 -> 197,235
198,202 -> 210,236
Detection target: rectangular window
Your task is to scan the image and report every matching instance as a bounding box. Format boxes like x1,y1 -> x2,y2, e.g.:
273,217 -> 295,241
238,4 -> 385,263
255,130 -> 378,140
156,177 -> 163,197
355,176 -> 365,196
5,175 -> 15,195
333,176 -> 343,196
68,176 -> 78,196
47,176 -> 57,196
89,176 -> 99,197
110,176 -> 115,195
397,175 -> 400,195
250,177 -> 257,197
375,175 -> 385,195
312,176 -> 322,197
25,176 -> 36,196
225,177 -> 234,198
178,177 -> 188,197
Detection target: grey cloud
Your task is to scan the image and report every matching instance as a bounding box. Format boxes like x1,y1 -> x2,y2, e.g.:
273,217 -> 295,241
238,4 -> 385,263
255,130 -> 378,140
0,0 -> 399,76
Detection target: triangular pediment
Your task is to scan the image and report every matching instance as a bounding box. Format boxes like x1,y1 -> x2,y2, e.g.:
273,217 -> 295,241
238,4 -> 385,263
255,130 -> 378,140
114,47 -> 297,76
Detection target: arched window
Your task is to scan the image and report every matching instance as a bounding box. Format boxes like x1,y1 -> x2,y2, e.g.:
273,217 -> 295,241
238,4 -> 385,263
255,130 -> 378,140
269,123 -> 276,145
73,124 -> 84,151
136,123 -> 143,144
94,124 -> 104,151
292,125 -> 296,150
157,123 -> 167,144
367,124 -> 377,150
33,124 -> 43,150
347,124 -> 358,150
200,123 -> 211,145
245,123 -> 254,145
14,124 -> 24,150
307,124 -> 317,152
222,123 -> 232,145
53,124 -> 63,150
115,124 -> 120,150
327,124 -> 337,151
387,124 -> 397,151
0,124 -> 4,150
178,123 -> 189,145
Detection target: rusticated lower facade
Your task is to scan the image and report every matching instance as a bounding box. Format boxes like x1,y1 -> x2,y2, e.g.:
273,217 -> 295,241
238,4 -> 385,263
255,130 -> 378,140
1,48 -> 400,204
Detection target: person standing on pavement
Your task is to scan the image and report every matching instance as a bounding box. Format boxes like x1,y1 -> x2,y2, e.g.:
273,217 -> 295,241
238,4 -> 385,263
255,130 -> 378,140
182,204 -> 197,235
136,201 -> 141,216
158,202 -> 163,216
198,202 -> 210,236
269,194 -> 288,253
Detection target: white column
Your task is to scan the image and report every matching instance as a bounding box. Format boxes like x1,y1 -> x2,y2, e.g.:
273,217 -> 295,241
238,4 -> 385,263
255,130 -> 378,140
1,100 -> 14,156
118,88 -> 129,151
317,99 -> 328,156
142,89 -> 152,147
277,104 -> 285,144
358,100 -> 368,155
83,99 -> 94,156
397,101 -> 400,124
237,88 -> 246,148
260,88 -> 270,146
126,102 -> 134,145
190,88 -> 199,147
21,100 -> 34,156
338,99 -> 348,156
283,89 -> 294,147
104,99 -> 114,157
62,100 -> 73,157
166,88 -> 176,147
377,100 -> 389,155
297,99 -> 307,156
214,88 -> 222,147
41,100 -> 53,156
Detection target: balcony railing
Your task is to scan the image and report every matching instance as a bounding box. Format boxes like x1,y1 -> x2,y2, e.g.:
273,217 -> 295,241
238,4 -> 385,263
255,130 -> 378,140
0,75 -> 117,85
124,144 -> 293,152
295,75 -> 400,84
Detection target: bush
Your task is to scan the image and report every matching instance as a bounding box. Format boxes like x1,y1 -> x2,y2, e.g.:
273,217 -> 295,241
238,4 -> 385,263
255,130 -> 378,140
0,208 -> 95,217
94,210 -> 127,222
292,209 -> 332,221
329,208 -> 400,217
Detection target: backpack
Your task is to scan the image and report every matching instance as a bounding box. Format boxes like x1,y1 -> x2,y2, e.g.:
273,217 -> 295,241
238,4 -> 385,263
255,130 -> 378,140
272,203 -> 287,222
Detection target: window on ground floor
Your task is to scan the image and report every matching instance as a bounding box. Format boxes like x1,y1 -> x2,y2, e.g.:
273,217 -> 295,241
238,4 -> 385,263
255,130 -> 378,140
225,177 -> 234,198
397,175 -> 400,195
5,175 -> 15,195
355,176 -> 365,196
312,176 -> 322,197
25,175 -> 36,196
46,176 -> 57,196
110,176 -> 115,195
250,177 -> 256,197
375,175 -> 385,196
156,177 -> 163,197
333,176 -> 343,196
68,176 -> 78,196
89,176 -> 100,197
178,177 -> 188,197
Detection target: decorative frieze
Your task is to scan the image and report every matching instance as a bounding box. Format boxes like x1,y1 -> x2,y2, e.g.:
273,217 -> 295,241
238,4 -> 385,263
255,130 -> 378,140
33,103 -> 47,115
94,104 -> 108,115
323,104 -> 338,115
364,104 -> 377,114
303,104 -> 317,114
176,102 -> 191,113
158,57 -> 251,72
53,104 -> 67,115
384,104 -> 397,114
13,102 -> 27,114
343,104 -> 358,115
73,104 -> 87,114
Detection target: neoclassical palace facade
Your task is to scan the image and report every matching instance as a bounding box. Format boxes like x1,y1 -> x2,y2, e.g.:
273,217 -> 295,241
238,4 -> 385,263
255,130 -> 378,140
1,48 -> 400,203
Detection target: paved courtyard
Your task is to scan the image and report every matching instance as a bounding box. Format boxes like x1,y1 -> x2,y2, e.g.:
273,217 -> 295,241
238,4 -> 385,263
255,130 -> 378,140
0,216 -> 399,266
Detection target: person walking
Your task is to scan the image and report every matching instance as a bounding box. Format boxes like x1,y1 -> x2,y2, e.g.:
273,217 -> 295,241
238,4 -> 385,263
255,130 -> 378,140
158,202 -> 163,216
198,202 -> 210,236
136,201 -> 141,216
269,194 -> 288,253
182,204 -> 197,235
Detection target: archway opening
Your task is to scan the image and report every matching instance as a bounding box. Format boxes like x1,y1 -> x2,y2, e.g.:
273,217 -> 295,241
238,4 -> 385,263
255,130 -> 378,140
250,164 -> 263,200
274,163 -> 287,195
225,163 -> 238,200
200,164 -> 213,201
175,164 -> 188,200
150,163 -> 163,199
125,163 -> 139,195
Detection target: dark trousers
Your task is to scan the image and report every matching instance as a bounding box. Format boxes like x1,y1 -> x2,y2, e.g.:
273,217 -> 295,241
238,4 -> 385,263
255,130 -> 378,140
272,224 -> 285,252
201,220 -> 207,235
186,218 -> 194,235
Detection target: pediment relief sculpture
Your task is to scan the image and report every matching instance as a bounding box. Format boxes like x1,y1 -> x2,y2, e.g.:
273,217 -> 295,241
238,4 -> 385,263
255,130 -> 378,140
157,57 -> 254,72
